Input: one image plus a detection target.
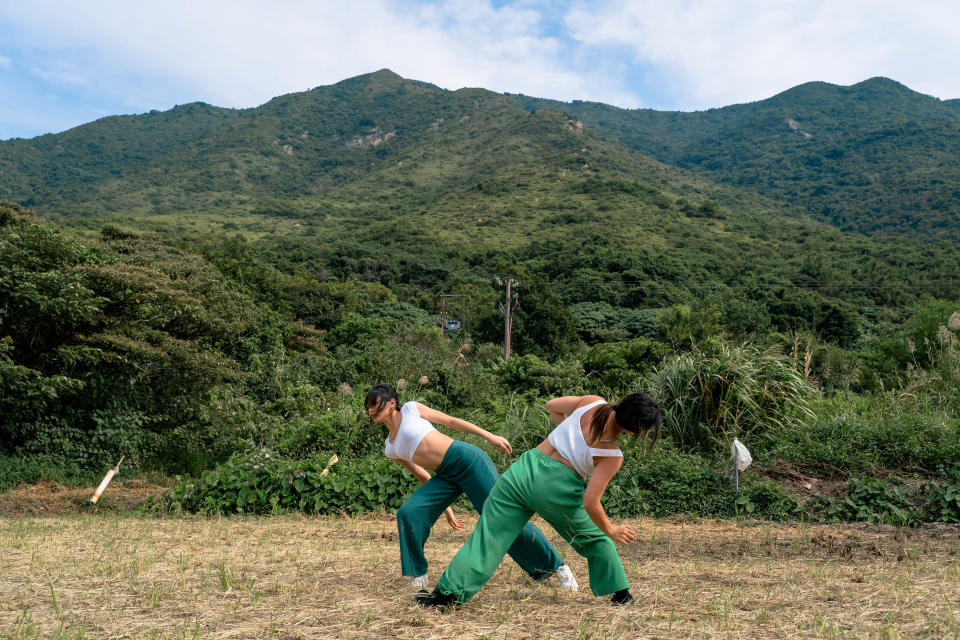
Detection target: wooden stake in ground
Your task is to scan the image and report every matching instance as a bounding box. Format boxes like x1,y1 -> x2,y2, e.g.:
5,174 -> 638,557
90,457 -> 124,504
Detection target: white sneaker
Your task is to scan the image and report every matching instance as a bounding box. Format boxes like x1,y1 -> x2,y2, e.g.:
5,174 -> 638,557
555,563 -> 578,592
409,574 -> 429,589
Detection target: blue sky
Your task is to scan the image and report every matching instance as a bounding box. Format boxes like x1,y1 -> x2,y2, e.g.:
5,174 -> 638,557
1,0 -> 958,140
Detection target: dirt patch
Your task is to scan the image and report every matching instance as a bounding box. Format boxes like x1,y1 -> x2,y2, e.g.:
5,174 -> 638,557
0,480 -> 167,516
755,461 -> 849,499
628,516 -> 960,564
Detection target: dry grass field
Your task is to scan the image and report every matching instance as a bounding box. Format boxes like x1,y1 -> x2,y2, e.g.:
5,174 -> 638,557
0,485 -> 958,639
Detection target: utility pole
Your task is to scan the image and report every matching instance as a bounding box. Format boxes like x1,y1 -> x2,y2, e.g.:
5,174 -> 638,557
496,277 -> 519,359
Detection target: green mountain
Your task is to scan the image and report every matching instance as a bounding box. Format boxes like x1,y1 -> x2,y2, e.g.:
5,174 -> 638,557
508,77 -> 960,240
1,70 -> 958,352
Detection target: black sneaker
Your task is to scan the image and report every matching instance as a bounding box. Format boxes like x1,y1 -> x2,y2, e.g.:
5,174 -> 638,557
611,589 -> 634,606
414,589 -> 459,610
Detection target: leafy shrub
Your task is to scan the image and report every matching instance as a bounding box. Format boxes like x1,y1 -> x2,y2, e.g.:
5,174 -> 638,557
146,449 -> 419,515
736,480 -> 805,521
654,304 -> 725,350
927,466 -> 960,523
570,302 -> 660,343
603,442 -> 802,520
364,300 -> 436,326
768,400 -> 960,475
813,476 -> 921,526
493,354 -> 584,396
269,402 -> 384,459
426,357 -> 501,409
809,342 -> 864,393
582,338 -> 668,396
644,341 -> 816,452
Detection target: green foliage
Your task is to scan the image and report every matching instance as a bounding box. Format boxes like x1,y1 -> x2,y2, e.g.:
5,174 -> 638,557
146,449 -> 418,515
644,341 -> 816,452
511,78 -> 960,243
0,455 -> 100,492
603,442 -> 802,520
570,302 -> 660,343
768,397 -> 960,475
5,71 -> 960,523
655,304 -> 725,350
492,354 -> 584,397
813,476 -> 922,526
581,338 -> 668,395
0,205 -> 301,473
486,394 -> 557,455
926,466 -> 960,523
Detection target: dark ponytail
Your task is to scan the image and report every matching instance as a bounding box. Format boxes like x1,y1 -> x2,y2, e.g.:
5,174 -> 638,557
588,404 -> 616,443
589,392 -> 662,447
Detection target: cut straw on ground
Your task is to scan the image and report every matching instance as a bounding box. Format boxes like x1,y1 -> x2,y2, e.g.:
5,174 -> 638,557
0,513 -> 958,639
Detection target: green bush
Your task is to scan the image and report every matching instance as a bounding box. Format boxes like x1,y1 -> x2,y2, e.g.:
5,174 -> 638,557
603,442 -> 802,520
492,354 -> 584,396
768,398 -> 960,474
644,341 -> 816,453
813,475 -> 922,526
582,338 -> 668,396
145,448 -> 419,515
927,466 -> 960,523
569,302 -> 660,343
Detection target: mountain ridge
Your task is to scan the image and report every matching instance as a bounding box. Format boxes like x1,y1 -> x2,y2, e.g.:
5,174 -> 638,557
1,70 -> 959,335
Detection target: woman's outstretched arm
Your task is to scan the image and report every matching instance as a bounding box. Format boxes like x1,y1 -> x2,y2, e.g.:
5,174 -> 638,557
415,403 -> 512,454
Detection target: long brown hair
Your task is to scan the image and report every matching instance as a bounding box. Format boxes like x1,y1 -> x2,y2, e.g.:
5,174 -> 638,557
589,393 -> 662,447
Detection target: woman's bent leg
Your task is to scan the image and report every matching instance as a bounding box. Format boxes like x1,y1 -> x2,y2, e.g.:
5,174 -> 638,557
450,442 -> 563,580
436,454 -> 536,602
397,475 -> 461,577
535,487 -> 628,596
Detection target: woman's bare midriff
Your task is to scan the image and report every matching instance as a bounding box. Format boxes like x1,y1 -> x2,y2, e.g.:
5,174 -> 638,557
536,440 -> 578,473
410,429 -> 454,471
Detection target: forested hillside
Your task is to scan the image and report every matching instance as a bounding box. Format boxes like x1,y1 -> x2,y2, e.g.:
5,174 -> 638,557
2,71 -> 958,351
509,77 -> 960,241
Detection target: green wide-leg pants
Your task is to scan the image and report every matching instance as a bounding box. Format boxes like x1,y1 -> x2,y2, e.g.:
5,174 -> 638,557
397,441 -> 562,580
437,448 -> 628,602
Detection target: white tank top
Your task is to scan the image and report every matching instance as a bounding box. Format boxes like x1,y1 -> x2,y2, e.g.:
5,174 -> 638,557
384,402 -> 436,463
547,400 -> 623,479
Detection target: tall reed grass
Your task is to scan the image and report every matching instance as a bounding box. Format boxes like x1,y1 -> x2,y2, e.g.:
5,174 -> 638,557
643,342 -> 816,453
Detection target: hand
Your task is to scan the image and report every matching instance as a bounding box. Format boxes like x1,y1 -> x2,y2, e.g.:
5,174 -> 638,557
487,435 -> 512,454
608,524 -> 637,544
445,508 -> 464,531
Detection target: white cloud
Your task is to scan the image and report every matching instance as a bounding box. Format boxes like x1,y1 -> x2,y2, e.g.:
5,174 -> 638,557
30,67 -> 87,86
0,0 -> 639,112
0,56 -> 11,68
1,0 -> 958,134
564,0 -> 960,108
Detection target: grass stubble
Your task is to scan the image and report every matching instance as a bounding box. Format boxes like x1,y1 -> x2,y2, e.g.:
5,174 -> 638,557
0,512 -> 957,640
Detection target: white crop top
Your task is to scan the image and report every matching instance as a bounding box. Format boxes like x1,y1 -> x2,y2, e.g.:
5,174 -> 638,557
547,400 -> 623,479
384,402 -> 436,463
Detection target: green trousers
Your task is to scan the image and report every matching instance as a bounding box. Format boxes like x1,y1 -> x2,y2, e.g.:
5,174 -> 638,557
437,448 -> 628,602
397,441 -> 562,580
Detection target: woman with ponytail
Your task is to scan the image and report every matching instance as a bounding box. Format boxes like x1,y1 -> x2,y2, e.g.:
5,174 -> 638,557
416,392 -> 662,608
